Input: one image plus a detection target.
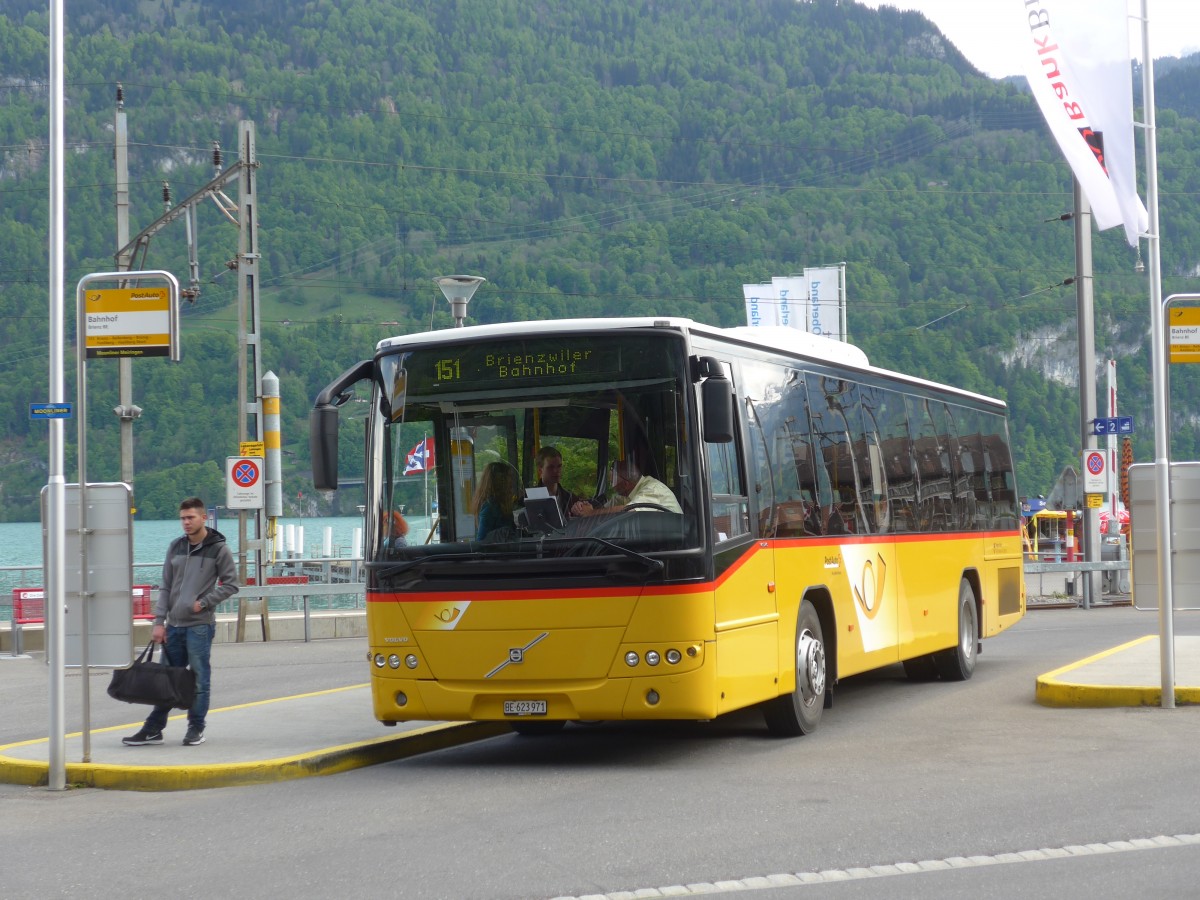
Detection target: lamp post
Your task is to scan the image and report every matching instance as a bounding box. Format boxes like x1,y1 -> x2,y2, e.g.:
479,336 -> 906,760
434,275 -> 486,327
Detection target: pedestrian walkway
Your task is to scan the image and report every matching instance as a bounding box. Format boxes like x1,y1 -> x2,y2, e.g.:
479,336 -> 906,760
0,684 -> 507,791
1036,635 -> 1200,708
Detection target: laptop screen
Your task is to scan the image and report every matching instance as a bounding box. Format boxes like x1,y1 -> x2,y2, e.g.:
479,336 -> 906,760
523,497 -> 565,533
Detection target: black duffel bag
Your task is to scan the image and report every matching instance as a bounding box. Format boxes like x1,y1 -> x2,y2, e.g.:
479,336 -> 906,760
107,640 -> 196,710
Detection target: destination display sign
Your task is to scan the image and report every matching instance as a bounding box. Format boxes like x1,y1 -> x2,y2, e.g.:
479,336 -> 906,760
393,334 -> 678,396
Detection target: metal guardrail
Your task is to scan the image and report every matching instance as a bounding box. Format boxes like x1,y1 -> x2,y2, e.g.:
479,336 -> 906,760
1023,560 -> 1130,574
0,557 -> 366,625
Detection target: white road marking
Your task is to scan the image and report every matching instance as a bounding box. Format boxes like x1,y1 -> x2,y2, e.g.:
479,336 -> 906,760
546,833 -> 1200,899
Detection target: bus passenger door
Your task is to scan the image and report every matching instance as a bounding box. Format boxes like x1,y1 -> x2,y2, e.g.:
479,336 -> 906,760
710,400 -> 778,711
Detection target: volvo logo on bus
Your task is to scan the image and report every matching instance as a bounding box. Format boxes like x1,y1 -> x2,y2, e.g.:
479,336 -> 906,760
486,632 -> 549,678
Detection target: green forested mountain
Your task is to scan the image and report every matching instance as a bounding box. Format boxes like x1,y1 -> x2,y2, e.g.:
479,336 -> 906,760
0,0 -> 1198,520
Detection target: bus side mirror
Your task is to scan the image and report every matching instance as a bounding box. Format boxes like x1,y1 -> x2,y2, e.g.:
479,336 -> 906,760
310,405 -> 340,491
310,358 -> 374,492
701,374 -> 734,444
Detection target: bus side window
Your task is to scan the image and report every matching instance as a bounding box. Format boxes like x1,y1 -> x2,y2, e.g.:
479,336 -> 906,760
909,397 -> 952,532
746,398 -> 776,539
807,377 -> 861,535
773,420 -> 820,538
707,440 -> 749,542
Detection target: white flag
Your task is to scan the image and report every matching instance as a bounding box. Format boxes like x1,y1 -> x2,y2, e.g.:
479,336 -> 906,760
1017,0 -> 1147,245
771,276 -> 807,332
804,266 -> 844,342
742,283 -> 780,327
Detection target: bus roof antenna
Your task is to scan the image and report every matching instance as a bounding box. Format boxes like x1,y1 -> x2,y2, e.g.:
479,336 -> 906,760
434,275 -> 486,327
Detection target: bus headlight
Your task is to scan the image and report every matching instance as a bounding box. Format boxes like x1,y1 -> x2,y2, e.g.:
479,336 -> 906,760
625,651 -> 640,667
645,650 -> 661,666
405,654 -> 419,669
388,654 -> 402,669
373,654 -> 386,668
666,649 -> 682,664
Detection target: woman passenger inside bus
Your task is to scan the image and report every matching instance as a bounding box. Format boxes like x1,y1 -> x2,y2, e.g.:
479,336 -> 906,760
473,462 -> 523,541
387,510 -> 409,550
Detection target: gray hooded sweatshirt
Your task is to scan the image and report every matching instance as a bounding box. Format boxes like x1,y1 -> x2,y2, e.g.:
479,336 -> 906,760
153,527 -> 239,627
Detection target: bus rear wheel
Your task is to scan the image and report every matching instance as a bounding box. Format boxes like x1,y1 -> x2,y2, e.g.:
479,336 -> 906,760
934,579 -> 978,681
763,599 -> 826,736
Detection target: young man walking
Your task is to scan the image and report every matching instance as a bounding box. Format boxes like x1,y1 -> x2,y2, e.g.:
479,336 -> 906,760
123,497 -> 239,747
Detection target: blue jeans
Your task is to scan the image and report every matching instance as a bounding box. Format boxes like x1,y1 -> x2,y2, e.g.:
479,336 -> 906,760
143,624 -> 215,733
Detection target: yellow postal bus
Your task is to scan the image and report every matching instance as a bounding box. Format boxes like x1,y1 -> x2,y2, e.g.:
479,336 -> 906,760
311,317 -> 1025,735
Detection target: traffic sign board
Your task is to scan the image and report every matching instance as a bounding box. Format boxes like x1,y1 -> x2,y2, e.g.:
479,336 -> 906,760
226,456 -> 264,509
1092,416 -> 1133,436
1082,450 -> 1107,493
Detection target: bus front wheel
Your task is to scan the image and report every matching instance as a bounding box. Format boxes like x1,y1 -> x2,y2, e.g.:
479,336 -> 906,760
763,599 -> 826,736
934,579 -> 978,681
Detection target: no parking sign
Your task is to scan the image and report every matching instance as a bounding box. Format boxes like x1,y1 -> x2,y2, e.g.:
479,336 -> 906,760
226,456 -> 264,509
1082,450 -> 1107,493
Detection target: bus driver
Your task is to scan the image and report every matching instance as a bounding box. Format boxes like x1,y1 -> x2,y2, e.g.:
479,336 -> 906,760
571,457 -> 681,517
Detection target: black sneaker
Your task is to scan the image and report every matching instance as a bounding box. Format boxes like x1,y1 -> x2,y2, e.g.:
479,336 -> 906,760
122,728 -> 163,746
182,727 -> 205,746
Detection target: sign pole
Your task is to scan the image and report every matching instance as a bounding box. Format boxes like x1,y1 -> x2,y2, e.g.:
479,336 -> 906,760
74,270 -> 180,760
1138,2 -> 1174,709
46,0 -> 67,792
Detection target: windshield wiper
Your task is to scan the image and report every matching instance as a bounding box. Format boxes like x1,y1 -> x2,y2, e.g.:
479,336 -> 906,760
371,551 -> 484,579
551,534 -> 665,575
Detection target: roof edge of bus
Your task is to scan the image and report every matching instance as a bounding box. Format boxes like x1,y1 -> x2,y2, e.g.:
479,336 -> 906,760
376,316 -> 693,351
375,317 -> 864,360
375,317 -> 1005,409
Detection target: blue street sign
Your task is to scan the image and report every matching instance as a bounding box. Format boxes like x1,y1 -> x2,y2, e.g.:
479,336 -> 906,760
1092,416 -> 1134,436
30,402 -> 73,420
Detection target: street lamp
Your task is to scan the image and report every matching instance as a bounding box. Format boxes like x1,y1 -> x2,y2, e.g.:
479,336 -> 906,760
434,275 -> 486,327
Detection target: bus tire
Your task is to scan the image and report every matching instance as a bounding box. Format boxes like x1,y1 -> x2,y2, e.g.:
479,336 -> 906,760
763,599 -> 826,736
510,720 -> 567,736
934,579 -> 978,681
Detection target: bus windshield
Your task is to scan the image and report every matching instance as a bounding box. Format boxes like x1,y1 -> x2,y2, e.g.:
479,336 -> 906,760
369,331 -> 703,587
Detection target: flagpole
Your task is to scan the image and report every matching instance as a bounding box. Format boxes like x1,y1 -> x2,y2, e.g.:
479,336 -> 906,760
1139,0 -> 1175,708
423,432 -> 429,521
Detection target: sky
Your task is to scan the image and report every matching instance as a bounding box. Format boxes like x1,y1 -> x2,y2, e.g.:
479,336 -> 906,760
857,0 -> 1200,79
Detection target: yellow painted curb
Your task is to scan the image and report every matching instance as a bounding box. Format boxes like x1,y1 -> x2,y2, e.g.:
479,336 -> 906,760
0,686 -> 511,792
1036,635 -> 1200,708
0,721 -> 509,791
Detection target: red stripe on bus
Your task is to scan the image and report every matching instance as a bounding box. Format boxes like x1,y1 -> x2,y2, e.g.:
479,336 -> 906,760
367,528 -> 1019,603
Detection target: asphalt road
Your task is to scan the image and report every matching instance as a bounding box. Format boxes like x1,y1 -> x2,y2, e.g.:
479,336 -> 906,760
2,606 -> 1198,900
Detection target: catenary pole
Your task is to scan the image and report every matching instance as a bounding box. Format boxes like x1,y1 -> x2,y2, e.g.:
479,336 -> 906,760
114,90 -> 137,490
